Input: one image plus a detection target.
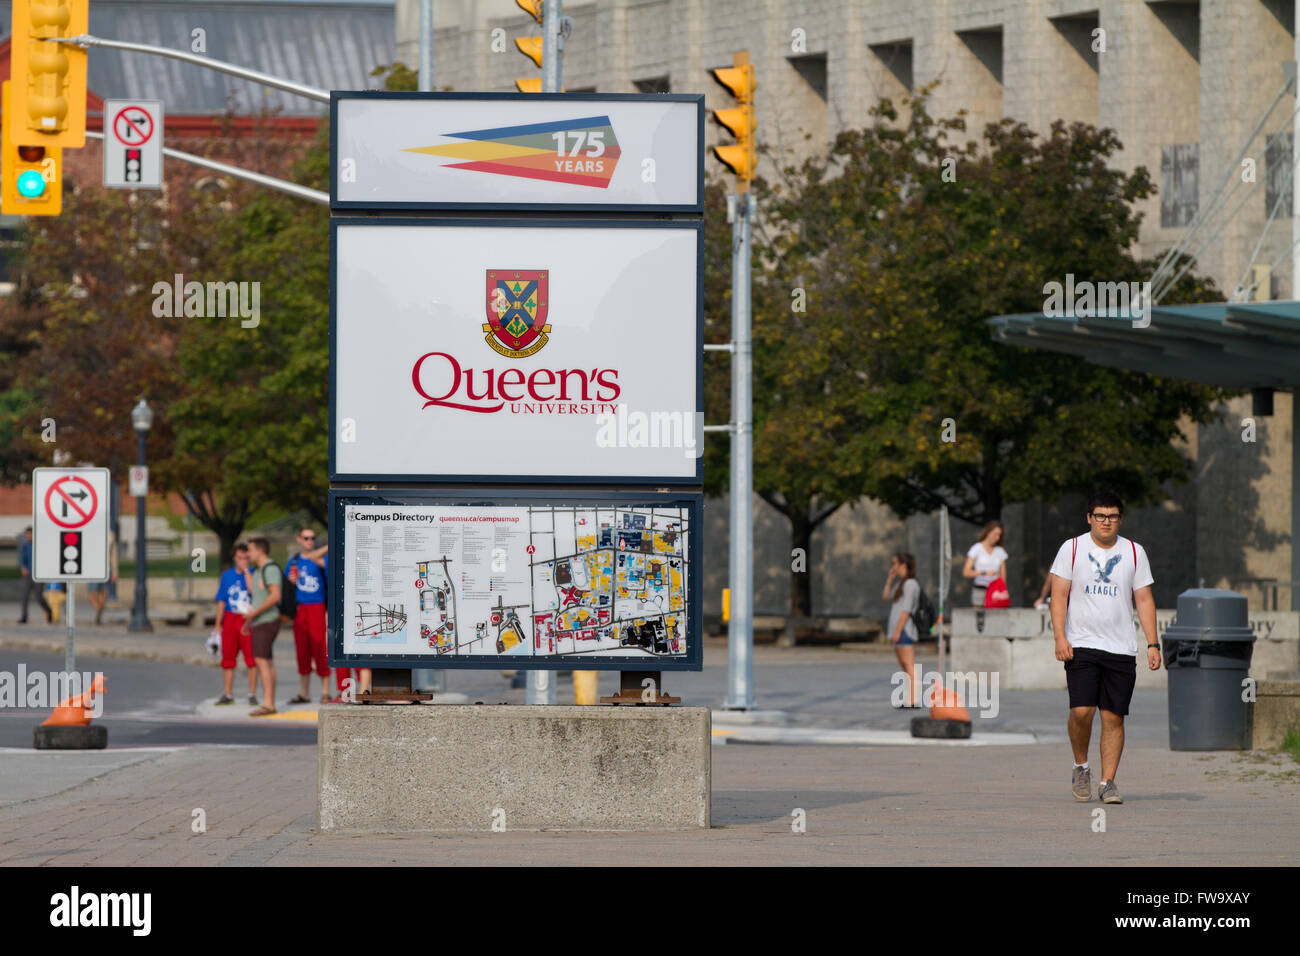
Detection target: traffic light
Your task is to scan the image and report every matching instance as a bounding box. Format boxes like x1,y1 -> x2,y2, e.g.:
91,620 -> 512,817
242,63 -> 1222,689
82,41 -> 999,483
710,51 -> 756,190
1,82 -> 63,216
8,0 -> 89,150
61,531 -> 82,575
515,0 -> 564,93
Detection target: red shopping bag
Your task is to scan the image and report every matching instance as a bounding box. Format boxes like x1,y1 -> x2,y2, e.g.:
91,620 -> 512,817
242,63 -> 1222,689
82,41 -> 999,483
984,576 -> 1011,608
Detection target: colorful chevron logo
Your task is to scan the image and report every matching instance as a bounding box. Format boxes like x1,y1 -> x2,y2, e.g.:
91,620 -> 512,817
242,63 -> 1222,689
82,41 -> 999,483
403,115 -> 621,188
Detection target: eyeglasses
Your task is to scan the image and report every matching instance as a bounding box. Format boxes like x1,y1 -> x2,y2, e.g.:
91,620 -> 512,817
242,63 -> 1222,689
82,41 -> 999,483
301,535 -> 316,541
1089,513 -> 1121,523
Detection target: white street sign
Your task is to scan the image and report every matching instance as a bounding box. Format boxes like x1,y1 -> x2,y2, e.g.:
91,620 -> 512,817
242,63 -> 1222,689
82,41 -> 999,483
31,467 -> 111,582
332,93 -> 702,210
128,465 -> 148,497
104,100 -> 163,189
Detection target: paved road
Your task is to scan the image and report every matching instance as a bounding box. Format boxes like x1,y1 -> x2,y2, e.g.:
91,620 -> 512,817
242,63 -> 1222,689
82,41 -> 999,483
2,622 -> 1293,865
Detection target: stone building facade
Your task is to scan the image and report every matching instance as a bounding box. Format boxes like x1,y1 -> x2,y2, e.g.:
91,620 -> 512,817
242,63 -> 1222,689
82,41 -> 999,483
396,0 -> 1298,619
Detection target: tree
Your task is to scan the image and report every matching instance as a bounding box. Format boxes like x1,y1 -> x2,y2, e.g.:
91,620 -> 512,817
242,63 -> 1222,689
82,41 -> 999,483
711,91 -> 1228,617
0,114 -> 323,565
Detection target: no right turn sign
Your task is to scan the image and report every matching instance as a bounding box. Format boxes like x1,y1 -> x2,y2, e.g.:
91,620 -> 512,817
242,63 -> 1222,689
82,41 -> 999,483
104,100 -> 163,189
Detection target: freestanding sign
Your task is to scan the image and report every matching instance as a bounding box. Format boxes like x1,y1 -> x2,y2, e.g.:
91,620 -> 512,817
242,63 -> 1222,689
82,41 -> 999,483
328,92 -> 704,676
31,467 -> 111,582
103,99 -> 163,189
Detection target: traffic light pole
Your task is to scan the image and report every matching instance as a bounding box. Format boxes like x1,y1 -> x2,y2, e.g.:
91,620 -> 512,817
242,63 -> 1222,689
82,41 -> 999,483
725,193 -> 756,711
525,0 -> 565,707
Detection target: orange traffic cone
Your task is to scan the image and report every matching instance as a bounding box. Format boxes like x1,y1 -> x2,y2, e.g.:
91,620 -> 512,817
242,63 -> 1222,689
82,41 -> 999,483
929,683 -> 971,723
42,673 -> 105,727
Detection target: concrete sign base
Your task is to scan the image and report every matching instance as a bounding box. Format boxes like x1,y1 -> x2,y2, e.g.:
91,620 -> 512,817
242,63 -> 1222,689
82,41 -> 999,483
318,705 -> 710,832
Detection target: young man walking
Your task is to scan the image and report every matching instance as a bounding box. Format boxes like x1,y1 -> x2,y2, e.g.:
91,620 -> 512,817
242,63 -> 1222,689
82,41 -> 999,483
16,527 -> 52,624
214,543 -> 259,706
243,538 -> 283,717
1050,492 -> 1161,804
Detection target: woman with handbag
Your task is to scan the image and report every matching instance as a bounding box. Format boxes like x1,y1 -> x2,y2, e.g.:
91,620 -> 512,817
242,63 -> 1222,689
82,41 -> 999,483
963,520 -> 1008,606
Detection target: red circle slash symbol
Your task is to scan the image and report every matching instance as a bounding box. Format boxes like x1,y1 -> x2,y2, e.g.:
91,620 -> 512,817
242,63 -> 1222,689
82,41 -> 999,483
44,477 -> 98,530
112,107 -> 155,145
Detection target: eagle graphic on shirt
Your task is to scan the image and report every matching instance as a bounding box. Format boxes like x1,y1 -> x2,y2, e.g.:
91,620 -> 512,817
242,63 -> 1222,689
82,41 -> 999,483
1089,553 -> 1122,584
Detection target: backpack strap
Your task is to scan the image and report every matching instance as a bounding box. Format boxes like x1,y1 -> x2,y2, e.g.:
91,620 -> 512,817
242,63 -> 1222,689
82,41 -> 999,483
1131,539 -> 1136,566
1071,535 -> 1077,570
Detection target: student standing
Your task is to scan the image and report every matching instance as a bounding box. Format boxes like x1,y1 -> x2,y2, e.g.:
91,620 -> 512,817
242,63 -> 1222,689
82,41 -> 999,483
244,538 -> 283,717
214,543 -> 259,706
1049,492 -> 1160,805
963,520 -> 1008,606
883,552 -> 921,708
286,527 -> 331,704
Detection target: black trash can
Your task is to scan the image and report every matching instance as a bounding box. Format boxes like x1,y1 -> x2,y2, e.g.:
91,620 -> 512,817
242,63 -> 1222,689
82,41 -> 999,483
1162,589 -> 1256,750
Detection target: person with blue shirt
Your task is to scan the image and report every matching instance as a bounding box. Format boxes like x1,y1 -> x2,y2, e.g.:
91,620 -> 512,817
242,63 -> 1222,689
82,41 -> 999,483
286,526 -> 331,704
16,527 -> 52,624
214,543 -> 259,706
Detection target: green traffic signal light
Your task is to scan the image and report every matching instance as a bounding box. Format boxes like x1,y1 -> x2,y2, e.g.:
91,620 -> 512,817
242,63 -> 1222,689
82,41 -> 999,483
17,168 -> 46,198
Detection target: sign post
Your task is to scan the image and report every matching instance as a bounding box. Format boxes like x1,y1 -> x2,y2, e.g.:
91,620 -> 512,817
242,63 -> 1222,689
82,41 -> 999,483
32,467 -> 112,674
103,100 -> 163,189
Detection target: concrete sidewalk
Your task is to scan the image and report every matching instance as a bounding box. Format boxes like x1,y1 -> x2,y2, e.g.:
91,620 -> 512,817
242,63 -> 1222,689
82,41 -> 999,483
0,739 -> 1294,865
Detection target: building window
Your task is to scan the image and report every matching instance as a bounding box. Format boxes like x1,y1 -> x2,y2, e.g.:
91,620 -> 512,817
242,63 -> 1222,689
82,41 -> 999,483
1265,131 -> 1292,217
1161,143 -> 1199,228
869,40 -> 913,94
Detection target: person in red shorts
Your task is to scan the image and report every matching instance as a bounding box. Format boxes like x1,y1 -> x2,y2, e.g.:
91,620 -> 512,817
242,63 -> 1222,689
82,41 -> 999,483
213,543 -> 260,706
285,527 -> 332,704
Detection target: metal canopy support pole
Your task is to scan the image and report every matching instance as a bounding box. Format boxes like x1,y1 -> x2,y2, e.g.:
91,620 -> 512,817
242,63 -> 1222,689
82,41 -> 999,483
725,193 -> 755,710
526,0 -> 564,707
1294,392 -> 1300,611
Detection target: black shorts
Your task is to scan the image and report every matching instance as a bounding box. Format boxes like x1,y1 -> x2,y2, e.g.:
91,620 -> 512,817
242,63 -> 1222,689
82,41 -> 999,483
1065,647 -> 1137,715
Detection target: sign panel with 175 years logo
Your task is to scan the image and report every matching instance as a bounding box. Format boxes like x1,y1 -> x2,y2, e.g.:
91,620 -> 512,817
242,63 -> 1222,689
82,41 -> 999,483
330,219 -> 701,483
31,467 -> 112,582
331,92 -> 702,211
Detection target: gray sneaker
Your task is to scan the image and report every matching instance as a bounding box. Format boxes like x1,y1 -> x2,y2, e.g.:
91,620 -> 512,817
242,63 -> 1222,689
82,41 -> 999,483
1072,765 -> 1092,801
1100,780 -> 1123,804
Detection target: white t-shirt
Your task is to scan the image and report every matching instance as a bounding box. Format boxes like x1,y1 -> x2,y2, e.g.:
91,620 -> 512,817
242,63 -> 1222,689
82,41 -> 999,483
1049,534 -> 1154,656
966,543 -> 1008,587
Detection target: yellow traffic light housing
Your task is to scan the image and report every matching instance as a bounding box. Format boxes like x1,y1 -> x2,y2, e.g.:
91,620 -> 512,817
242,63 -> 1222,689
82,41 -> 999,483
1,82 -> 64,216
515,36 -> 544,68
8,0 -> 89,149
515,0 -> 553,92
710,52 -> 756,190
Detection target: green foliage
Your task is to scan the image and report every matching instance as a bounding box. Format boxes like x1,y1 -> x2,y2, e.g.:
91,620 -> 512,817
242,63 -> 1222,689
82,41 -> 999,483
371,62 -> 419,92
744,92 -> 1228,532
